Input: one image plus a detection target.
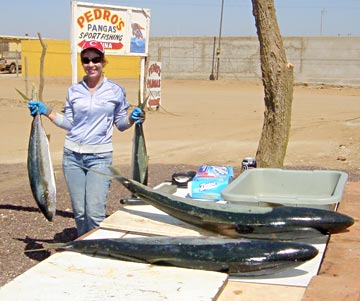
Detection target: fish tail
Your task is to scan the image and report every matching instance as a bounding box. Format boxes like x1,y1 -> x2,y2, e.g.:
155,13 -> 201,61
24,242 -> 70,253
15,88 -> 29,103
74,164 -> 117,180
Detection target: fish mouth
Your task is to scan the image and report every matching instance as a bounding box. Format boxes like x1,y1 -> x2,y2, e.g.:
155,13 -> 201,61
327,213 -> 355,233
229,260 -> 308,276
228,243 -> 319,276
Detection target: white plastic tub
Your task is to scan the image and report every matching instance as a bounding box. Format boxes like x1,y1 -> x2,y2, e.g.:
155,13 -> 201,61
221,169 -> 348,210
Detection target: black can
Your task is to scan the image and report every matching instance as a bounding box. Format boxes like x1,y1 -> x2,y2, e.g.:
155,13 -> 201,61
241,157 -> 257,172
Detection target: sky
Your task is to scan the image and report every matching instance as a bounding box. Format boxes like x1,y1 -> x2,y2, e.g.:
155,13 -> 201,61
1,0 -> 359,39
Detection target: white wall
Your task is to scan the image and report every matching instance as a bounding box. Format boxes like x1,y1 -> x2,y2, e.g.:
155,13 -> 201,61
148,36 -> 360,85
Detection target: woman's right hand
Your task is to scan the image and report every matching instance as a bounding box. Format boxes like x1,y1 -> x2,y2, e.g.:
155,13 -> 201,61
28,100 -> 52,117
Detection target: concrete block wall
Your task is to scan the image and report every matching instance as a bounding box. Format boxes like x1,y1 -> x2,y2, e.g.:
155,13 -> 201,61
148,36 -> 360,85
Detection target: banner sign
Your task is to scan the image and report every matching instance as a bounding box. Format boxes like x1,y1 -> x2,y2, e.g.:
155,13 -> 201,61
72,1 -> 150,56
146,62 -> 161,110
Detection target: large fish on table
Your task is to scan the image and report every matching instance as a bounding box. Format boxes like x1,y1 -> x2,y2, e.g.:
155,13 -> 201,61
41,236 -> 319,276
27,112 -> 56,221
109,166 -> 354,240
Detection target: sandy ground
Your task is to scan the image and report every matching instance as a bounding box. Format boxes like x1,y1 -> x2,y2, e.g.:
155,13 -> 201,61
1,74 -> 360,174
0,74 -> 360,287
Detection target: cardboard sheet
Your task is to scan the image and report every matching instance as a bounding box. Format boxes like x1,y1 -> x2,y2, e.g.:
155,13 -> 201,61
101,205 -> 215,236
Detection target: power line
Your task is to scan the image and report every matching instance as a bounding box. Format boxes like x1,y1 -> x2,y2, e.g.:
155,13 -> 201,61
320,8 -> 327,36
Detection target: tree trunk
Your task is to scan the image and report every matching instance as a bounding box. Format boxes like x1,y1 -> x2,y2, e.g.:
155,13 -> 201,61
252,0 -> 294,168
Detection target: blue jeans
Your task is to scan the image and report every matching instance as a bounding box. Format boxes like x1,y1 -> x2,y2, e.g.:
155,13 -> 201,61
62,148 -> 113,237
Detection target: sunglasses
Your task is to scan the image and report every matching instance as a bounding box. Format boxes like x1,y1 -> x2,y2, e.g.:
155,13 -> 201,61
81,56 -> 102,64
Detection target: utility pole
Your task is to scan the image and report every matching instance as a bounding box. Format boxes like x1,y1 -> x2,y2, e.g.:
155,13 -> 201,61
209,37 -> 216,80
320,8 -> 327,36
216,0 -> 224,80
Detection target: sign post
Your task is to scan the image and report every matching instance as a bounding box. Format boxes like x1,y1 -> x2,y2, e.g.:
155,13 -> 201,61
146,62 -> 161,110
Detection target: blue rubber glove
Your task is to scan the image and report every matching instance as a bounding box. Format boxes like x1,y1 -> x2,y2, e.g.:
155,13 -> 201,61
130,107 -> 145,125
28,100 -> 52,117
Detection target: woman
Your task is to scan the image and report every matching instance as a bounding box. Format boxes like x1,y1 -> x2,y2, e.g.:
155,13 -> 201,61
28,40 -> 145,236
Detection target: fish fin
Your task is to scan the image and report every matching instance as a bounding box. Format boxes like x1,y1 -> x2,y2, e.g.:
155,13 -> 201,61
74,164 -> 117,180
260,202 -> 284,207
234,226 -> 325,240
214,227 -> 243,238
31,84 -> 38,100
109,165 -> 125,178
15,88 -> 30,102
24,242 -> 69,253
109,253 -> 148,263
24,248 -> 48,253
77,165 -> 139,187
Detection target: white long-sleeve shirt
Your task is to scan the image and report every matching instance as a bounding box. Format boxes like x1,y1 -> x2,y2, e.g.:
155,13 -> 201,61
53,76 -> 131,153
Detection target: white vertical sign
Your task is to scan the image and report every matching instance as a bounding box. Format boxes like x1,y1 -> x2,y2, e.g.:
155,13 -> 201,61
146,62 -> 161,110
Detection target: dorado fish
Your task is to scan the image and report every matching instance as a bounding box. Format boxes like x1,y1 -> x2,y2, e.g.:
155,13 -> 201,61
121,96 -> 148,204
27,112 -> 56,221
39,236 -> 319,276
109,167 -> 354,240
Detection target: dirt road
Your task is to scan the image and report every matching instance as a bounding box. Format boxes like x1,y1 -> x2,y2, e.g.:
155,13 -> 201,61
1,75 -> 360,171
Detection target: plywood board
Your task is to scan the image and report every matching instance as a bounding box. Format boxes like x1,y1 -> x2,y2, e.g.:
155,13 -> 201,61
0,229 -> 228,301
100,205 -> 215,236
0,252 -> 228,301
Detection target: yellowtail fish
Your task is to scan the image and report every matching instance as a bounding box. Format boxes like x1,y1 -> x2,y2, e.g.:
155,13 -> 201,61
17,87 -> 56,221
27,112 -> 56,221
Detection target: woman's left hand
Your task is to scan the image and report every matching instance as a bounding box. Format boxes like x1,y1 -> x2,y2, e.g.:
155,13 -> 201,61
130,107 -> 145,124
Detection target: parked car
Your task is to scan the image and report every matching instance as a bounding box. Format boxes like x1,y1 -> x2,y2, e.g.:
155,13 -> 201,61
0,57 -> 6,72
0,51 -> 22,74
